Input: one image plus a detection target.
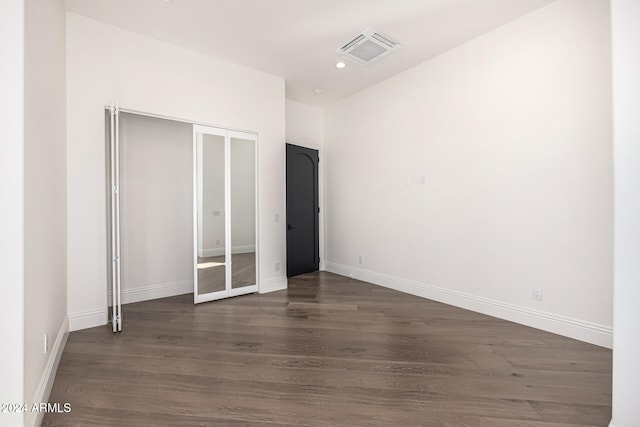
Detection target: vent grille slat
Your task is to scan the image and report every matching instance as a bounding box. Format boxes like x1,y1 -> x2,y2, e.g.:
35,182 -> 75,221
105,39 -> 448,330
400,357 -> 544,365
371,33 -> 397,48
340,34 -> 366,52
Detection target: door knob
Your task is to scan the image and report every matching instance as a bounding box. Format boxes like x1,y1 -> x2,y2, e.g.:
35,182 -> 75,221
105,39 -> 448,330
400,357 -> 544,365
287,224 -> 296,231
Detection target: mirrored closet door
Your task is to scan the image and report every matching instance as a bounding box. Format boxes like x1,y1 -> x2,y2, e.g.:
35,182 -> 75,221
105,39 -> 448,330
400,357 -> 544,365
194,125 -> 258,303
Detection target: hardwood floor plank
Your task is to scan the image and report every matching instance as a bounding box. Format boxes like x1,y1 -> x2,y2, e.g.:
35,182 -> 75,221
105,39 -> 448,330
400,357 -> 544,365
44,272 -> 611,426
455,417 -> 602,427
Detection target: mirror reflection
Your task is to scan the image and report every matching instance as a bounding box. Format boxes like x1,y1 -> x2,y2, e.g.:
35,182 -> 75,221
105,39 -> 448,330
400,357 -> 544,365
197,133 -> 226,295
230,137 -> 256,289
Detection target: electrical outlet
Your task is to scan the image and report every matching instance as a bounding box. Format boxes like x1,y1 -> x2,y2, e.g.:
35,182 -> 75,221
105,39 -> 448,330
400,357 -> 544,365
274,262 -> 280,272
532,287 -> 543,301
274,213 -> 280,223
358,255 -> 364,264
44,334 -> 48,354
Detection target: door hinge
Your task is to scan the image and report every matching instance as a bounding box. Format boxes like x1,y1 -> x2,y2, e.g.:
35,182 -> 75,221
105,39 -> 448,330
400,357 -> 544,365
112,185 -> 119,194
113,256 -> 119,263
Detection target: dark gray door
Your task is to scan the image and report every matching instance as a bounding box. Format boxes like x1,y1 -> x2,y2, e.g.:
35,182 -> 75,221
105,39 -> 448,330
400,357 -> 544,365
286,144 -> 319,277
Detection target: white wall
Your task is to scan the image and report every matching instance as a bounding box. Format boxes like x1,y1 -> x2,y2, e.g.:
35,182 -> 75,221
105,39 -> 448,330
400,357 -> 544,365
230,137 -> 257,252
0,1 -> 25,426
285,100 -> 326,269
201,133 -> 226,257
325,0 -> 613,347
119,113 -> 193,303
611,0 -> 640,425
199,134 -> 256,258
67,13 -> 286,330
0,1 -> 68,426
24,1 -> 68,425
286,100 -> 324,148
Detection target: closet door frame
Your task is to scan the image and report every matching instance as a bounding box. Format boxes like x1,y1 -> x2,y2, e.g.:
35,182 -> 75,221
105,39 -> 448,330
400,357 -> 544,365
107,104 -> 122,332
193,125 -> 259,304
105,105 -> 260,331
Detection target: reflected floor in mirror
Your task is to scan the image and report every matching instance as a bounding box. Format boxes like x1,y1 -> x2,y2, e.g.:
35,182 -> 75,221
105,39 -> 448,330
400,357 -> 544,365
197,252 -> 256,294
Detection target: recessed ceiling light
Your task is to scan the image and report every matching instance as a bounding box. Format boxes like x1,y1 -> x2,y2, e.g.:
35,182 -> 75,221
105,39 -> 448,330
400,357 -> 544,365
336,62 -> 346,69
313,88 -> 323,95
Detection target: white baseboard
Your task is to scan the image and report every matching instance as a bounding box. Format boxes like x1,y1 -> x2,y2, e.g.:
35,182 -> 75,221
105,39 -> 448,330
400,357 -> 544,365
231,245 -> 255,255
201,248 -> 224,257
200,245 -> 256,258
25,316 -> 69,427
260,276 -> 287,294
68,307 -> 107,331
109,280 -> 193,305
325,262 -> 613,349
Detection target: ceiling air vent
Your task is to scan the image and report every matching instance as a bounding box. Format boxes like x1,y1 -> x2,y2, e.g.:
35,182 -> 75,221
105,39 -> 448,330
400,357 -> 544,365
336,28 -> 401,65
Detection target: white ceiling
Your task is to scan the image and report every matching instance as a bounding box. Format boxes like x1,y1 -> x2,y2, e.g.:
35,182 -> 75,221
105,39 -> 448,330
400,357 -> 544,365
65,0 -> 555,108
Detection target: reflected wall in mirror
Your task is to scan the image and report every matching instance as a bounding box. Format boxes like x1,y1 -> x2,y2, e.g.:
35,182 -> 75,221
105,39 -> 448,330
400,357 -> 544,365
196,132 -> 226,295
230,136 -> 256,289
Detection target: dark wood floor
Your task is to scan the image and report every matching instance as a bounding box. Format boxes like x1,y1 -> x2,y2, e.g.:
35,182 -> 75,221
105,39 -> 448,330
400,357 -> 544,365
44,272 -> 611,426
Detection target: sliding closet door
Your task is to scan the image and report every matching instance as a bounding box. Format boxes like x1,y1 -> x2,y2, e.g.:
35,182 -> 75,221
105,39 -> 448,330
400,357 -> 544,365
194,126 -> 228,303
193,126 -> 258,303
229,131 -> 258,293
